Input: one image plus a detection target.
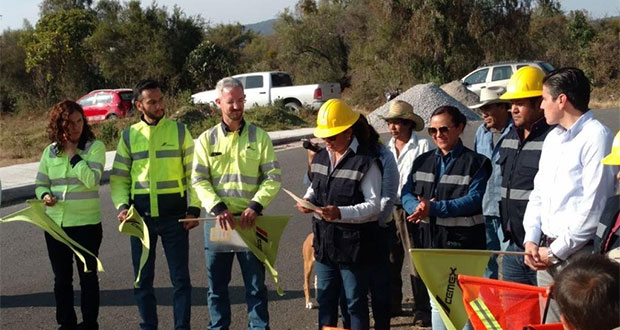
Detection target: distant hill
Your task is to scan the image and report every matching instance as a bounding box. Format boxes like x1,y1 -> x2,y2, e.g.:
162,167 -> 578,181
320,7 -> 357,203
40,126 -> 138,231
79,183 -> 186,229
245,18 -> 277,35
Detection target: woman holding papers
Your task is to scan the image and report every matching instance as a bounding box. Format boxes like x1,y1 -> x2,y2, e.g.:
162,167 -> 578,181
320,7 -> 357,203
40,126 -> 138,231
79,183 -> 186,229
296,99 -> 383,330
401,105 -> 491,330
34,100 -> 105,330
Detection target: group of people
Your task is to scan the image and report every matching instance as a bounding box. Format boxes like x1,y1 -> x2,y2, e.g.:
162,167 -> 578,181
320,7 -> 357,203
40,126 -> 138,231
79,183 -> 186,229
36,78 -> 281,330
33,66 -> 618,330
294,66 -> 619,330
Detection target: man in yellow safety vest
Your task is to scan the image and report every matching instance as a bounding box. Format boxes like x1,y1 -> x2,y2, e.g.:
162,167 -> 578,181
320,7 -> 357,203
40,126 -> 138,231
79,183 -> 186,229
110,80 -> 199,330
192,77 -> 281,329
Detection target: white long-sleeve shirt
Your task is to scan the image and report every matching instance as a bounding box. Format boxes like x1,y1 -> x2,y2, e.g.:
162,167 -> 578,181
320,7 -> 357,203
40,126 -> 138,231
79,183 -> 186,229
304,138 -> 382,224
387,133 -> 431,202
522,111 -> 616,260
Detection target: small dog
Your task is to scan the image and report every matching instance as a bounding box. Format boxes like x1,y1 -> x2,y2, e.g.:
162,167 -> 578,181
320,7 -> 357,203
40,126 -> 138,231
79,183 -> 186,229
302,233 -> 317,309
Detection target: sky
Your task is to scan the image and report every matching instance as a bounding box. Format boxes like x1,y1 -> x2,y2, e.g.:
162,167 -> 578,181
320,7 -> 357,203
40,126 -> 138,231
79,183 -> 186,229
0,0 -> 618,32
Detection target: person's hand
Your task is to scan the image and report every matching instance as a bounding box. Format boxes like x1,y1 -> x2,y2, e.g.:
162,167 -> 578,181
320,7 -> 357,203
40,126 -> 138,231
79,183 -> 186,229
296,200 -> 314,214
43,194 -> 57,207
407,196 -> 433,223
538,247 -> 551,266
240,208 -> 258,229
524,241 -> 547,270
117,209 -> 129,223
182,214 -> 199,231
216,209 -> 235,230
318,205 -> 341,221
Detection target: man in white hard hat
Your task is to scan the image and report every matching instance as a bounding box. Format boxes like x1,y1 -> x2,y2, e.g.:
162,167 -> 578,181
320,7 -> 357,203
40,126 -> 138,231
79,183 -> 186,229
472,87 -> 512,280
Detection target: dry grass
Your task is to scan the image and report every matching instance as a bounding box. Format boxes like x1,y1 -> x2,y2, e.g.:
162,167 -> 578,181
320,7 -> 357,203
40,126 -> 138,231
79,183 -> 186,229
591,83 -> 620,110
0,112 -> 50,167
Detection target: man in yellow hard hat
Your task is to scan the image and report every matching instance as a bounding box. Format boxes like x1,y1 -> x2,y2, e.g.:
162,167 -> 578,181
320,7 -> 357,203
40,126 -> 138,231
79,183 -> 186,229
496,66 -> 554,286
522,67 -> 616,323
594,130 -> 620,261
296,99 -> 383,330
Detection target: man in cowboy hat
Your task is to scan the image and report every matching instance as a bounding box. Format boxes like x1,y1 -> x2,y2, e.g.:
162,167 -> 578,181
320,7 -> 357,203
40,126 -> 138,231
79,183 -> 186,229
381,100 -> 431,326
472,87 -> 513,279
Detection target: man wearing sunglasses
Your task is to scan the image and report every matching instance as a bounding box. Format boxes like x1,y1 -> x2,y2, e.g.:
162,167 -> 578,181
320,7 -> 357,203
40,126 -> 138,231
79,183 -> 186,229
472,87 -> 513,280
496,66 -> 554,286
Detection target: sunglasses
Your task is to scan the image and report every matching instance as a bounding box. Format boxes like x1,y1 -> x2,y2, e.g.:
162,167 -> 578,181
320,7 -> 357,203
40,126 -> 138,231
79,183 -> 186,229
323,135 -> 339,142
427,126 -> 454,136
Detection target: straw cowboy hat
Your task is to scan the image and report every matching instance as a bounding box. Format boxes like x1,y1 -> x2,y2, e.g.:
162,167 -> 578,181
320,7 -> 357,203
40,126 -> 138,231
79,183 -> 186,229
380,100 -> 425,131
471,87 -> 511,110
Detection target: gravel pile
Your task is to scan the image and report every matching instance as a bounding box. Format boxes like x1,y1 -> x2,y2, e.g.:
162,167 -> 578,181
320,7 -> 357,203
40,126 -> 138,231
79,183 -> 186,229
367,82 -> 481,133
440,80 -> 480,109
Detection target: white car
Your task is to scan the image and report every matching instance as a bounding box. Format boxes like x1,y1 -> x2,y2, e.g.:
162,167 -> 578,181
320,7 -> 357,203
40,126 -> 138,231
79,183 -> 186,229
461,61 -> 555,96
192,71 -> 341,111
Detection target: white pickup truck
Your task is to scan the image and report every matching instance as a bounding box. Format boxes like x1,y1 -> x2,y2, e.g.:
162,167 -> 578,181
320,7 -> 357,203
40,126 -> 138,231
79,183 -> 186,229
191,71 -> 341,111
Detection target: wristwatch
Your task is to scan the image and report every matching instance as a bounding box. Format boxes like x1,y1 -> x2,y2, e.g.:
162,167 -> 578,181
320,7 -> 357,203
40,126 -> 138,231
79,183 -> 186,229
547,250 -> 561,265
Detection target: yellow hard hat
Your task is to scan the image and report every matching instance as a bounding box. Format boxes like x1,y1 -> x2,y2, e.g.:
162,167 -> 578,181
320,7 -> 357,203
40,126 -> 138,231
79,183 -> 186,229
314,99 -> 360,138
500,66 -> 545,100
602,131 -> 620,165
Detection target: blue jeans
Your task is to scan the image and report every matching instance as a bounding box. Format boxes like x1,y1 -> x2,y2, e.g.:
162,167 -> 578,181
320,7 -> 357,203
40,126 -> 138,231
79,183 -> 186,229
483,216 -> 507,279
340,223 -> 394,330
501,242 -> 537,286
205,249 -> 269,330
315,260 -> 371,330
429,294 -> 473,330
131,216 -> 191,330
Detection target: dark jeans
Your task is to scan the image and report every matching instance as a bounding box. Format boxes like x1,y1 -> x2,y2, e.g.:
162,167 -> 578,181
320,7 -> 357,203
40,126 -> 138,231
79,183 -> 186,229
131,215 -> 191,330
45,223 -> 102,330
341,222 -> 395,330
316,260 -> 371,330
501,242 -> 537,286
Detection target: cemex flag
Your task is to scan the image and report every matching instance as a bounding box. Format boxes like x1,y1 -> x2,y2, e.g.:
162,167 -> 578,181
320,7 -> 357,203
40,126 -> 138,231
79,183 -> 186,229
458,275 -> 551,330
0,199 -> 104,272
118,205 -> 150,288
410,249 -> 492,330
235,215 -> 290,296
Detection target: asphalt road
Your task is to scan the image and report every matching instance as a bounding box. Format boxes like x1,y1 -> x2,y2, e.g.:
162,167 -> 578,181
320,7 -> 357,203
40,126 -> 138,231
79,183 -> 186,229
1,109 -> 618,330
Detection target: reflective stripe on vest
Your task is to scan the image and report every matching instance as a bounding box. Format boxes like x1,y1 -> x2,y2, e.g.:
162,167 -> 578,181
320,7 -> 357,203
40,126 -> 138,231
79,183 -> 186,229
500,187 -> 531,200
134,179 -> 187,190
522,141 -> 544,151
415,171 -> 434,183
502,138 -> 519,150
436,214 -> 484,227
439,174 -> 470,185
311,163 -> 329,176
53,191 -> 99,200
212,173 -> 262,187
332,169 -> 364,181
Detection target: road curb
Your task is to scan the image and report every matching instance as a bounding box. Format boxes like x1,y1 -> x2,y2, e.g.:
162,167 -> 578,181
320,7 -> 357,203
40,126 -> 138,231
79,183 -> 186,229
1,130 -> 315,205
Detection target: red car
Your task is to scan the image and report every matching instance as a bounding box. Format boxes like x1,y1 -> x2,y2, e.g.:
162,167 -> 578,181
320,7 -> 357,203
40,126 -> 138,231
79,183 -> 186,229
76,89 -> 134,122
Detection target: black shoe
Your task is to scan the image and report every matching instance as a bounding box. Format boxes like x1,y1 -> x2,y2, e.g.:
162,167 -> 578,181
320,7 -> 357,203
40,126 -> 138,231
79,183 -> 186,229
414,310 -> 431,327
76,322 -> 98,330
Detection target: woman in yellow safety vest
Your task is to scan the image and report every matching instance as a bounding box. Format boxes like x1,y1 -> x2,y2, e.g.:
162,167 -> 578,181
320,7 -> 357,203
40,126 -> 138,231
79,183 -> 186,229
34,100 -> 105,330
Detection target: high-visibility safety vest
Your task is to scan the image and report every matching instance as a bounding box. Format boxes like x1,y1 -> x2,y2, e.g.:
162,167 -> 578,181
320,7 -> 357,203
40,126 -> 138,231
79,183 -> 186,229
192,122 -> 281,214
110,117 -> 199,218
35,140 -> 105,227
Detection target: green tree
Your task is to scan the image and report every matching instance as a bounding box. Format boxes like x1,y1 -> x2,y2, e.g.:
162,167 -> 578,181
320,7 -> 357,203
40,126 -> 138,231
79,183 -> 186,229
185,40 -> 236,91
88,1 -> 203,91
274,1 -> 353,88
39,0 -> 93,16
20,8 -> 97,102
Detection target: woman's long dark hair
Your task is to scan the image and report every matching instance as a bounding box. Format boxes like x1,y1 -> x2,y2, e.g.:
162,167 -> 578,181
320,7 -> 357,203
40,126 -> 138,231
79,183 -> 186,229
352,114 -> 381,152
47,100 -> 95,150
